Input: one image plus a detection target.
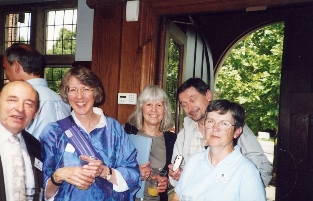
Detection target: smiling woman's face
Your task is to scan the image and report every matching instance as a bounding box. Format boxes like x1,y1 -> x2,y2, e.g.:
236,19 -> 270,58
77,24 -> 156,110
67,76 -> 95,117
142,100 -> 165,127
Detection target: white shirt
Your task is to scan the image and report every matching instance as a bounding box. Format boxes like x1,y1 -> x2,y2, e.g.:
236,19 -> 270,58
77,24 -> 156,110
0,124 -> 35,201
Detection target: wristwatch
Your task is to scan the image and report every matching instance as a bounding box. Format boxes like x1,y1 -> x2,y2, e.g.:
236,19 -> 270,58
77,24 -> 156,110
106,167 -> 112,180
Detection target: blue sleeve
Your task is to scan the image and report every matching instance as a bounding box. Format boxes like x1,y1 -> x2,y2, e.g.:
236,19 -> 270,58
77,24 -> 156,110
40,122 -> 68,188
105,118 -> 141,198
239,164 -> 267,201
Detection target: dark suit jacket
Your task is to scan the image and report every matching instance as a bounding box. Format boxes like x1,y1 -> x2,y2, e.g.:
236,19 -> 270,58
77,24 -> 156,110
0,130 -> 43,201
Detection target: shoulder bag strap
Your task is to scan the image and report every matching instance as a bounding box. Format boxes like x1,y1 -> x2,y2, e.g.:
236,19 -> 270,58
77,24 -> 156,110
57,116 -> 102,160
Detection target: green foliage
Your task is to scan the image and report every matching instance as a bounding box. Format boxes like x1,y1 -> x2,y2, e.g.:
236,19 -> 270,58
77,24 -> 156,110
45,27 -> 75,93
45,67 -> 71,93
166,38 -> 180,120
215,22 -> 284,134
47,27 -> 76,55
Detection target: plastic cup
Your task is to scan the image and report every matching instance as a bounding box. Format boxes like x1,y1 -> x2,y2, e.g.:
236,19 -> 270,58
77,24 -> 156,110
147,168 -> 167,196
147,179 -> 158,196
76,155 -> 99,190
181,195 -> 193,201
80,155 -> 98,166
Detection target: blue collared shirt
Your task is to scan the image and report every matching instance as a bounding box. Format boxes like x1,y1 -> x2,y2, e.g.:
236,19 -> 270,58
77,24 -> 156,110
175,145 -> 266,201
26,78 -> 71,139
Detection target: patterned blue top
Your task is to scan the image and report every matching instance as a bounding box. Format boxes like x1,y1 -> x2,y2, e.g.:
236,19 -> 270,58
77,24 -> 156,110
40,114 -> 141,201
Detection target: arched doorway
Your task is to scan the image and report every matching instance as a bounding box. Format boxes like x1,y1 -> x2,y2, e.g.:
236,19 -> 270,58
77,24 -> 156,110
214,22 -> 284,201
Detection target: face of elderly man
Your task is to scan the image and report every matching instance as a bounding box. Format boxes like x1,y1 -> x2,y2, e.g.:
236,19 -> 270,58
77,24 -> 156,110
0,81 -> 39,135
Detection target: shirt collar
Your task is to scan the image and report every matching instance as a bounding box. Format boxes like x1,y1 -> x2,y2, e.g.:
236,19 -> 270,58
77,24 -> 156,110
200,145 -> 241,165
71,107 -> 107,133
0,123 -> 22,145
25,78 -> 48,86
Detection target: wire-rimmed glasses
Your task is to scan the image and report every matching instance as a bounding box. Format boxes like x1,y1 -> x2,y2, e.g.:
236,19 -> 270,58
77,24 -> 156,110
68,87 -> 94,96
204,118 -> 235,131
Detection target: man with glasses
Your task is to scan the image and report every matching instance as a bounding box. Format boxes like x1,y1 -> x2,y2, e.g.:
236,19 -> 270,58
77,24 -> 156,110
2,43 -> 71,139
168,78 -> 272,187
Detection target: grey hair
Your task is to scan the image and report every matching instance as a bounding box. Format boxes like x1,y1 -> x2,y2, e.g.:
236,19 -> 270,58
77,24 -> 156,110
128,85 -> 173,132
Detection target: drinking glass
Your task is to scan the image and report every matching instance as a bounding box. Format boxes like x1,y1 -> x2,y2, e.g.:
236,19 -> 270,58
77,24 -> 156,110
76,155 -> 99,190
21,188 -> 43,201
181,195 -> 193,201
147,168 -> 167,196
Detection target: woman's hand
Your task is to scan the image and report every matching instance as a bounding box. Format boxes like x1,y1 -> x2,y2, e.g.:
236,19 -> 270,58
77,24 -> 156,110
140,161 -> 151,181
168,164 -> 182,181
157,175 -> 168,193
80,155 -> 104,178
54,166 -> 95,189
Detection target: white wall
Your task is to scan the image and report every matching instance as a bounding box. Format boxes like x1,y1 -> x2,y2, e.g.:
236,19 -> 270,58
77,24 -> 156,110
75,0 -> 94,61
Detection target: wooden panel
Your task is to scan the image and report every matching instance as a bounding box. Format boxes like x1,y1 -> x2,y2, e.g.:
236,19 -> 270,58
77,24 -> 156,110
276,8 -> 313,200
145,0 -> 312,15
289,114 -> 309,171
139,0 -> 160,88
91,5 -> 123,118
288,13 -> 313,92
44,55 -> 75,65
309,114 -> 313,172
117,5 -> 141,124
291,93 -> 313,114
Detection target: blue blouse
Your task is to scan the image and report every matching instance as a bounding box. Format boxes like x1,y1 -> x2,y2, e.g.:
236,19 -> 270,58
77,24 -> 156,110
40,115 -> 141,201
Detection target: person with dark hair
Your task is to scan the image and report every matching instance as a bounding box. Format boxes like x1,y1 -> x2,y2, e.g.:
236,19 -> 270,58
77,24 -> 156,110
3,43 -> 71,139
170,100 -> 266,201
168,78 -> 271,187
40,66 -> 141,200
124,85 -> 176,201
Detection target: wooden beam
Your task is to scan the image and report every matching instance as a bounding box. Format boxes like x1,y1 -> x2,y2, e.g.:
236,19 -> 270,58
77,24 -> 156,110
146,0 -> 313,15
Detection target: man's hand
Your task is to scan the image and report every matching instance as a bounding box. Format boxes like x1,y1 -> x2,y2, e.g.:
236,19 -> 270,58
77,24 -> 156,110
168,164 -> 182,181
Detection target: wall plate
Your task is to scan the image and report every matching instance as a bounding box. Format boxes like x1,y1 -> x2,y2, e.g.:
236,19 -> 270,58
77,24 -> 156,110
118,93 -> 137,105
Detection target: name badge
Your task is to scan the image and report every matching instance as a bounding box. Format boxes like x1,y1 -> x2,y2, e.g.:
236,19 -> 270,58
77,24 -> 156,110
34,158 -> 43,171
216,173 -> 228,183
65,143 -> 75,153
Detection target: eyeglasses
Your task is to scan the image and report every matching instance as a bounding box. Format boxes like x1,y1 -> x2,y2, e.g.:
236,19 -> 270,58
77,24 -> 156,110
68,87 -> 94,96
204,118 -> 235,131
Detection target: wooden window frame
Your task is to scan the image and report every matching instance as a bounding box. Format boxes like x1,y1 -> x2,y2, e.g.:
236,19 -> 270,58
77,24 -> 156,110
0,0 -> 77,89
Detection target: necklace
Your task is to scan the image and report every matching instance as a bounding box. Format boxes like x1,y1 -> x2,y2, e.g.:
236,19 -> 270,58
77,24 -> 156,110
141,129 -> 162,137
151,132 -> 162,137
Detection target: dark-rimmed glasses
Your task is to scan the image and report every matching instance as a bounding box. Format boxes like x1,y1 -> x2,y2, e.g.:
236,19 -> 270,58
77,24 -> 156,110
204,118 -> 235,131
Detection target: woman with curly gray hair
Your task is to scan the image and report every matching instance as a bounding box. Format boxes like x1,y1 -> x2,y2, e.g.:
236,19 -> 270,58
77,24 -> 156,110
125,85 -> 177,201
